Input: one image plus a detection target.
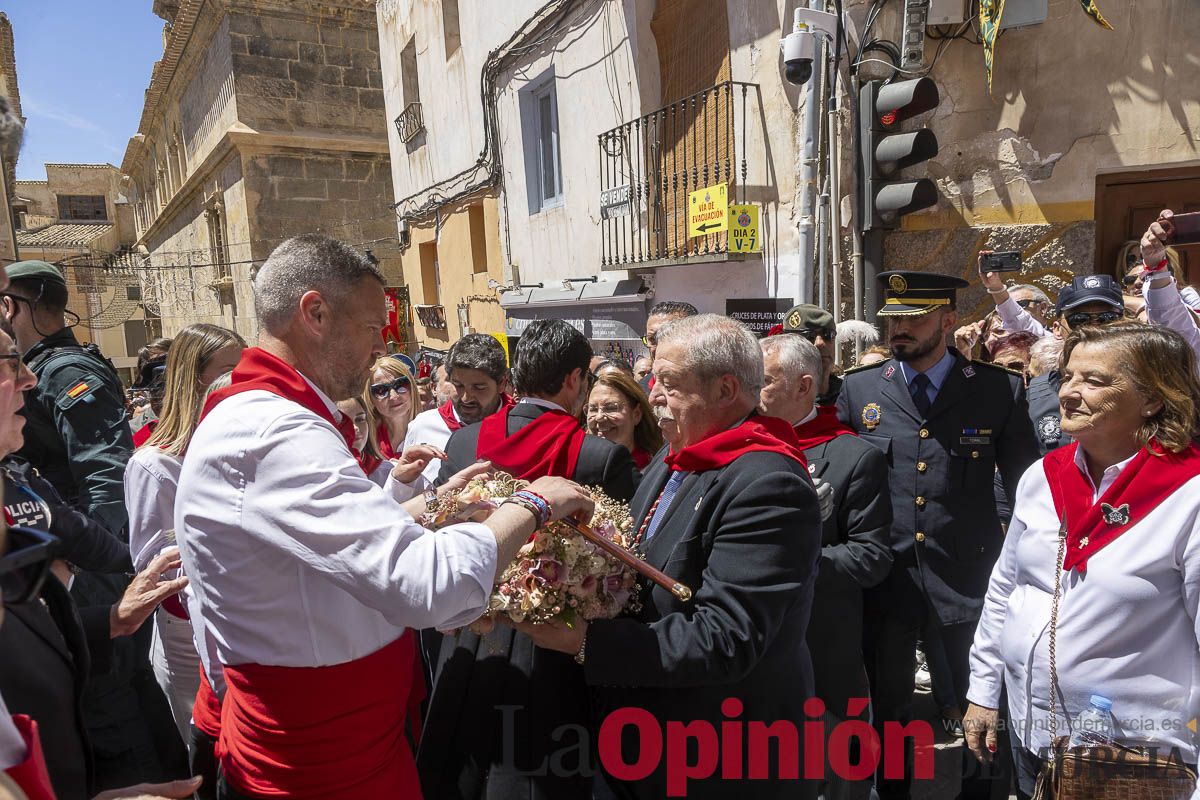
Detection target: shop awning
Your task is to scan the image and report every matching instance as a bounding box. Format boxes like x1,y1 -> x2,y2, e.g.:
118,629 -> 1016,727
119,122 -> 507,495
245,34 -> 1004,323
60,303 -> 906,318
501,279 -> 648,340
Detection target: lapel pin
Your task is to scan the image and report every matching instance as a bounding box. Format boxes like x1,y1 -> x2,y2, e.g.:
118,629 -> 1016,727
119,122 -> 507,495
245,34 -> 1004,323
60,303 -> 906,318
1101,503 -> 1130,526
963,365 -> 976,378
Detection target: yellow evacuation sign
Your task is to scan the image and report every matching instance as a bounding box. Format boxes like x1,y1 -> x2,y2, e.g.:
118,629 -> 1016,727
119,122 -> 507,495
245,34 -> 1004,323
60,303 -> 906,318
490,332 -> 511,366
728,204 -> 761,252
688,182 -> 728,238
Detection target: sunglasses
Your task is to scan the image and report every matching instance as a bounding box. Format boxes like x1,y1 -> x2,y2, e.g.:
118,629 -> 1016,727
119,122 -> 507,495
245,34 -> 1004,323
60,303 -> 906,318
1014,298 -> 1045,309
1065,311 -> 1122,328
0,526 -> 57,605
1121,274 -> 1142,287
369,377 -> 411,399
794,326 -> 836,343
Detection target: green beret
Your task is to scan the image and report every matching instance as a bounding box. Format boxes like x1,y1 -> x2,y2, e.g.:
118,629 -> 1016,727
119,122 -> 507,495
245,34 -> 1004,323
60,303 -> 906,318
5,260 -> 66,287
782,304 -> 834,333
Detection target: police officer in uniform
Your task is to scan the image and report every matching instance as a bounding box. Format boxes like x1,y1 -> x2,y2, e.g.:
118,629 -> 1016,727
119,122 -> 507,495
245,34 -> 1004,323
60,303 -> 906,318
836,271 -> 1038,800
781,303 -> 843,405
1,261 -> 187,787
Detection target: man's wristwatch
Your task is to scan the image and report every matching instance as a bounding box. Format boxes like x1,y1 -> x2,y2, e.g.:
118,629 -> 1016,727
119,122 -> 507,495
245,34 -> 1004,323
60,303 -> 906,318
574,628 -> 588,665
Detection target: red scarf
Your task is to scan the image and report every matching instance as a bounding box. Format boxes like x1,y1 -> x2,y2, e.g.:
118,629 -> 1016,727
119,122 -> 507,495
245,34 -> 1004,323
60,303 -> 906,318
356,449 -> 383,476
376,422 -> 400,460
1043,441 -> 1200,573
632,447 -> 652,470
664,414 -> 808,472
202,348 -> 356,454
132,419 -> 157,448
4,715 -> 55,800
793,406 -> 857,450
476,404 -> 586,480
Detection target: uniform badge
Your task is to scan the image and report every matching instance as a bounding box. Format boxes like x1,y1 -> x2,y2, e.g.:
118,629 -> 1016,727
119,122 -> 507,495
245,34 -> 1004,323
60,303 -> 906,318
787,310 -> 802,329
1101,503 -> 1130,526
883,365 -> 895,379
1037,413 -> 1061,444
66,381 -> 90,399
963,365 -> 976,378
862,403 -> 882,431
807,463 -> 816,474
888,274 -> 908,293
1084,276 -> 1102,289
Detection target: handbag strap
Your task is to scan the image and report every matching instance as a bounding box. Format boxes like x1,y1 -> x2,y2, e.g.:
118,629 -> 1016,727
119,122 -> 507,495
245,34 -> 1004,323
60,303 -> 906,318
1049,519 -> 1067,744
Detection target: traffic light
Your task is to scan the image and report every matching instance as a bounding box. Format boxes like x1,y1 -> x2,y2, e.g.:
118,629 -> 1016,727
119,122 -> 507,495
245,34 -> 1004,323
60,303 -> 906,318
859,77 -> 940,232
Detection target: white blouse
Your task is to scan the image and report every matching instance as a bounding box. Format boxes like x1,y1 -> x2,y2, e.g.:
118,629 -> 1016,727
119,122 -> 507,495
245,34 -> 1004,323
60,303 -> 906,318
969,450 -> 1200,766
175,380 -> 498,669
125,446 -> 184,571
403,406 -> 455,485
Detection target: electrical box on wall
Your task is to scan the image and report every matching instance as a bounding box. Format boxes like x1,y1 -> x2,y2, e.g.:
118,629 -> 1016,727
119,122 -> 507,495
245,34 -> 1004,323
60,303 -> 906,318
928,0 -> 967,25
1000,0 -> 1048,29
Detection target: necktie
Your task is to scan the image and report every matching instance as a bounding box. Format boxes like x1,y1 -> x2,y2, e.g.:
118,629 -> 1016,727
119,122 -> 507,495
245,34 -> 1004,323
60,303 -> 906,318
641,471 -> 687,543
909,372 -> 933,417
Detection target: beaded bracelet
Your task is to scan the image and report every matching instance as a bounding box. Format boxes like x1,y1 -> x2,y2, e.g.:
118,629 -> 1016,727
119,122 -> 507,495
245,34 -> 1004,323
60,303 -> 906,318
521,490 -> 553,520
502,493 -> 550,528
512,490 -> 551,525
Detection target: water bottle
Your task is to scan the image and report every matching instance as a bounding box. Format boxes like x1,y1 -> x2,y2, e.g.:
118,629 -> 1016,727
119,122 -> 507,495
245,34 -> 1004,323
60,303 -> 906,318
1068,694 -> 1118,748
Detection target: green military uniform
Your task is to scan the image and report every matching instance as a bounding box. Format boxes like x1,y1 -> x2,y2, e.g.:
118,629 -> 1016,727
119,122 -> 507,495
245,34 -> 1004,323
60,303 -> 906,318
4,260 -> 186,788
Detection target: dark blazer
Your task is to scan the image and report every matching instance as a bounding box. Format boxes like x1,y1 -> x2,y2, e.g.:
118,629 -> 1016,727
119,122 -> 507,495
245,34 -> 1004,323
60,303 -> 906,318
836,353 -> 1039,625
420,401 -> 639,800
802,433 -> 893,712
0,576 -> 111,799
586,444 -> 821,800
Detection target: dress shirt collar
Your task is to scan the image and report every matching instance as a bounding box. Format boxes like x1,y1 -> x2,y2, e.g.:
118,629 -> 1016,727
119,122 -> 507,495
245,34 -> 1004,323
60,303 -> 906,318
0,692 -> 27,770
1073,445 -> 1139,501
295,370 -> 342,421
795,407 -> 818,428
520,396 -> 566,413
899,348 -> 957,392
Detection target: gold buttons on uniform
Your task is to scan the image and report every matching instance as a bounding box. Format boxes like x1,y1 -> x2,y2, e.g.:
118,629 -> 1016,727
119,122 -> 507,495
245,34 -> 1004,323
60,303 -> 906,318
915,532 -> 926,542
919,428 -> 929,439
971,451 -> 980,459
917,461 -> 928,473
915,496 -> 926,508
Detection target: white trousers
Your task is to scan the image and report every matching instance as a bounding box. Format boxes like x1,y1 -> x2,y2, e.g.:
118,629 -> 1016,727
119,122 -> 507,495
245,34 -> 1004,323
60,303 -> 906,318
150,606 -> 201,741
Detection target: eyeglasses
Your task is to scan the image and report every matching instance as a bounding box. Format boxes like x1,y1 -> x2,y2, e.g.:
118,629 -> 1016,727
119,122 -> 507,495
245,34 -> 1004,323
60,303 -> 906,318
369,377 -> 411,398
586,402 -> 628,417
1014,298 -> 1045,309
641,333 -> 657,347
0,526 -> 57,605
1121,274 -> 1142,287
794,327 -> 836,343
1065,311 -> 1122,328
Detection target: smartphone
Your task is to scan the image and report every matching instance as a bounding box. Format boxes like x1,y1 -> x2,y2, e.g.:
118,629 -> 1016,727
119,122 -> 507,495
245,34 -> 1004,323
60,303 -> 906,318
1162,212 -> 1200,246
981,250 -> 1023,272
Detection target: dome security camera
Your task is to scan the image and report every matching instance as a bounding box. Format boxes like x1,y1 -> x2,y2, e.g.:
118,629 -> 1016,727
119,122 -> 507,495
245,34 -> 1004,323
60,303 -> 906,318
782,27 -> 816,85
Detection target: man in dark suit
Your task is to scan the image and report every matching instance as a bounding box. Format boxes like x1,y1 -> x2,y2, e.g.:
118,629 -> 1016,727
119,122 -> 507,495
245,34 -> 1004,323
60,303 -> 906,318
760,334 -> 892,800
520,314 -> 822,800
421,319 -> 638,800
836,271 -> 1039,800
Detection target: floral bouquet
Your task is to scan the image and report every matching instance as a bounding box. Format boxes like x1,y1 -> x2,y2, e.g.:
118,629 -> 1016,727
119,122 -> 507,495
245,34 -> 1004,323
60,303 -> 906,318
425,472 -> 641,625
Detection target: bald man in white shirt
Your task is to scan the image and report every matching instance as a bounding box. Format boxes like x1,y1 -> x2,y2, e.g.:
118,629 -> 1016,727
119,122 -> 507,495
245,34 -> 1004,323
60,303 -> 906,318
174,234 -> 591,800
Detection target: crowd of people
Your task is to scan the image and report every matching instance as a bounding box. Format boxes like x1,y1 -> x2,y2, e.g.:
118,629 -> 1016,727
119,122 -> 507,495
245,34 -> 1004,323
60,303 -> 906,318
0,207 -> 1199,800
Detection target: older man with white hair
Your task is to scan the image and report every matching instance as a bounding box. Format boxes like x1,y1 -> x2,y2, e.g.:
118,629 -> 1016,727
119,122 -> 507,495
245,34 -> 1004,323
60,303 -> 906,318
760,334 -> 893,800
521,314 -> 822,800
173,234 -> 593,800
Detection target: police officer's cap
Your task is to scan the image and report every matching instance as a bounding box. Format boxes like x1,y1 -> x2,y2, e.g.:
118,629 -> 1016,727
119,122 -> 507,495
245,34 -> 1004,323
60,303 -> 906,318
781,304 -> 834,335
876,270 -> 969,317
5,260 -> 66,288
1055,274 -> 1122,314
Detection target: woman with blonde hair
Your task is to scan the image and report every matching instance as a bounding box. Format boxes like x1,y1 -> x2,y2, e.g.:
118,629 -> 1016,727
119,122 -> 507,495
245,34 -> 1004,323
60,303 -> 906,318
965,323 -> 1200,798
363,355 -> 418,459
124,323 -> 245,746
584,368 -> 662,469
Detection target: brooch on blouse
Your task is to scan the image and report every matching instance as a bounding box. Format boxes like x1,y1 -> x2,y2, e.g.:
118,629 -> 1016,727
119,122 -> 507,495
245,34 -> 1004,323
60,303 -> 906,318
1101,503 -> 1131,526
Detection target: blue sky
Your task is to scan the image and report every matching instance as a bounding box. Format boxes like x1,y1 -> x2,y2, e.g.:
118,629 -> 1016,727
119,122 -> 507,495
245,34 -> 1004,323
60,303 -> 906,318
7,1 -> 164,180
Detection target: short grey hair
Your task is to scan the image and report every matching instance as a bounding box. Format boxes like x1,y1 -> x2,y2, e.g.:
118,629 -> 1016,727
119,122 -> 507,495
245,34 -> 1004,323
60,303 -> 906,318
252,234 -> 383,334
1008,284 -> 1050,305
656,313 -> 763,399
1028,335 -> 1064,377
761,334 -> 822,382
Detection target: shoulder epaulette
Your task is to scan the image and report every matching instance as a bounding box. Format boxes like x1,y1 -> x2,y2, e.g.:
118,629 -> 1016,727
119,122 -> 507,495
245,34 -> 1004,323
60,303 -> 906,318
971,359 -> 1024,377
843,358 -> 891,375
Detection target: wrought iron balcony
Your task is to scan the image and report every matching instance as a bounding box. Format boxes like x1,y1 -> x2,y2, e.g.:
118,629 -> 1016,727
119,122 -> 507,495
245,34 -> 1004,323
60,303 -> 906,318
599,81 -> 757,269
395,101 -> 424,144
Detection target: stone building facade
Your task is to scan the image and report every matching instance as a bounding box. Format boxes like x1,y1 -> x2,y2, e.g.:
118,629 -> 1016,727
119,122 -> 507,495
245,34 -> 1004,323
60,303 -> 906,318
121,0 -> 397,340
380,0 -> 1199,356
0,11 -> 21,264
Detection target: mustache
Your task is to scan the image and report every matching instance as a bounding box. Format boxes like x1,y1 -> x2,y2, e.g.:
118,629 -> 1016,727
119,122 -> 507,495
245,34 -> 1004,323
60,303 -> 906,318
653,406 -> 675,422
